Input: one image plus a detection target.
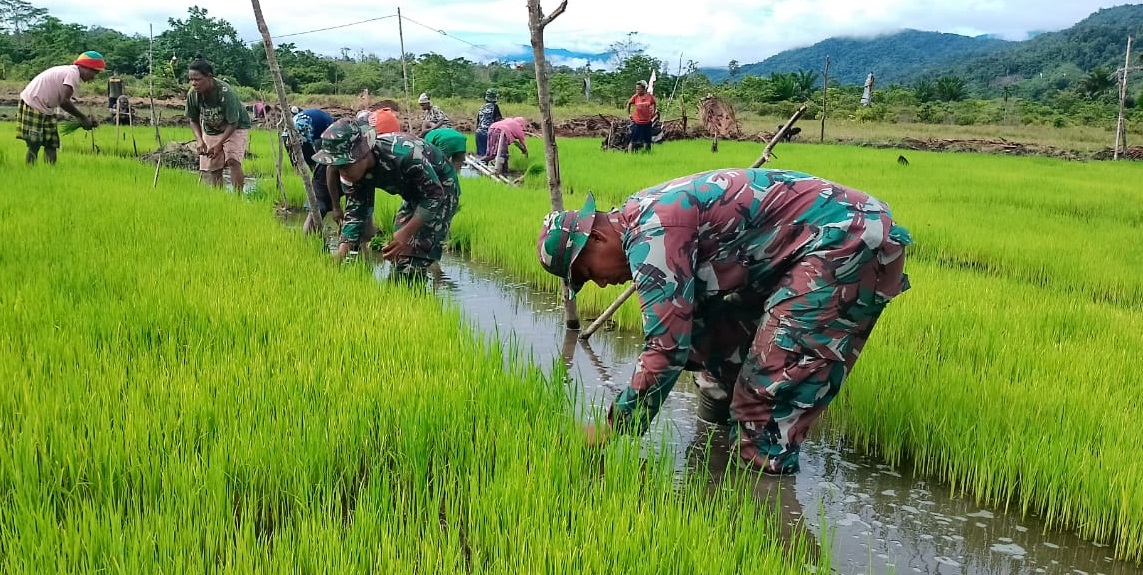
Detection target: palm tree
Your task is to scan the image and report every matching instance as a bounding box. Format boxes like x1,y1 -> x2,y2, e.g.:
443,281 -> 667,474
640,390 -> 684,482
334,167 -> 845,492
914,79 -> 936,103
768,72 -> 798,101
793,70 -> 818,100
935,75 -> 967,102
1079,66 -> 1116,100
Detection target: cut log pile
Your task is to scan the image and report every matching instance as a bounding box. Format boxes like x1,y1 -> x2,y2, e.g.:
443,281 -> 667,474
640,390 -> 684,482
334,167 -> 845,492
1092,146 -> 1143,160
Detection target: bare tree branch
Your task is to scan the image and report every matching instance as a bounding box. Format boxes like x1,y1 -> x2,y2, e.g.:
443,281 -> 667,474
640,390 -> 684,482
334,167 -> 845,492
540,0 -> 568,28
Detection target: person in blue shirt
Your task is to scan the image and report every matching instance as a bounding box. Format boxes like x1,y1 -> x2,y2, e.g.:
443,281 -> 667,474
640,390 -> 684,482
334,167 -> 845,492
283,108 -> 337,234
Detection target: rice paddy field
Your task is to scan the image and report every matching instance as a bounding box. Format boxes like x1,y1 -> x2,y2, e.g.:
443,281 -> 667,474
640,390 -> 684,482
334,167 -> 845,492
0,126 -> 815,573
5,119 -> 1143,569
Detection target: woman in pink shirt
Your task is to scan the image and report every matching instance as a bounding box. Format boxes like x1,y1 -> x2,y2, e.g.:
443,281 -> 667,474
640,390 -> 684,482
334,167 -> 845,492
482,116 -> 528,175
17,51 -> 105,165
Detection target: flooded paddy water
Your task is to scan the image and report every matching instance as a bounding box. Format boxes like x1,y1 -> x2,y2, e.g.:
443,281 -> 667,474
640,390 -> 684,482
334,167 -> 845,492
418,254 -> 1142,575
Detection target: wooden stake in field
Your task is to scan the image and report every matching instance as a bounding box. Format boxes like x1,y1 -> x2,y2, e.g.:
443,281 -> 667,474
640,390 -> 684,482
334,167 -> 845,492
250,0 -> 323,229
1114,36 -> 1138,160
148,24 -> 163,188
527,0 -> 578,329
579,104 -> 809,341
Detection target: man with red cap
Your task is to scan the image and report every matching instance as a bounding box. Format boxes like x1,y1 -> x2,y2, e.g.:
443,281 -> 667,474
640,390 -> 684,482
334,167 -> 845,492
17,51 -> 105,165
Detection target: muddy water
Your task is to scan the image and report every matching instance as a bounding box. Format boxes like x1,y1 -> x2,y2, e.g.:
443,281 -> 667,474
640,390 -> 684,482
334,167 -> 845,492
410,253 -> 1142,575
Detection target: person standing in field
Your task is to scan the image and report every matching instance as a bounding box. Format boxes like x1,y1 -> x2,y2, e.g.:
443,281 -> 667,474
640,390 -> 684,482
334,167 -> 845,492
314,118 -> 460,282
474,88 -> 503,157
536,168 -> 912,476
626,80 -> 657,152
16,51 -> 105,165
185,56 -> 252,194
284,107 -> 336,234
482,116 -> 528,176
107,71 -> 124,119
417,92 -> 451,136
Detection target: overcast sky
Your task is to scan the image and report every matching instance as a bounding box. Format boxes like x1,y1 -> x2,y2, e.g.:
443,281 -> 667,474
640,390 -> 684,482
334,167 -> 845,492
46,0 -> 1131,68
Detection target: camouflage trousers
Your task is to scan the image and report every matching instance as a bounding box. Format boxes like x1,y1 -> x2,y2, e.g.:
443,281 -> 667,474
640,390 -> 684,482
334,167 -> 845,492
689,242 -> 909,475
390,192 -> 459,277
339,193 -> 376,249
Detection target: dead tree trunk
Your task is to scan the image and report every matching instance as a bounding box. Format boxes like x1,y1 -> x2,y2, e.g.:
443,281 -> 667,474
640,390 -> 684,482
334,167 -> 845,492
527,0 -> 579,329
250,0 -> 323,228
820,55 -> 829,143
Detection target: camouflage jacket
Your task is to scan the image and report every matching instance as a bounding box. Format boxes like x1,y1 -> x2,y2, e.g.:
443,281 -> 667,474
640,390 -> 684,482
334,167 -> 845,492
360,133 -> 460,226
611,168 -> 912,433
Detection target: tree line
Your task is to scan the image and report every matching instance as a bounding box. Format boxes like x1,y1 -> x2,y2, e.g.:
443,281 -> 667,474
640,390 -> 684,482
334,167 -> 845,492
0,0 -> 1133,126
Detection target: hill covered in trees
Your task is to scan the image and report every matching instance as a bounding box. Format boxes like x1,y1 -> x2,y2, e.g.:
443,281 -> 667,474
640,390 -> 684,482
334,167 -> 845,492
702,30 -> 1014,85
702,3 -> 1143,96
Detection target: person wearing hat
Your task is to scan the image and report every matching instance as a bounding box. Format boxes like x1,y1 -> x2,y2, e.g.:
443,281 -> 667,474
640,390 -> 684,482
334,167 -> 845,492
283,107 -> 336,234
185,56 -> 252,193
17,51 -> 105,165
536,168 -> 912,476
313,118 -> 460,281
474,88 -> 503,157
626,80 -> 657,152
417,92 -> 451,137
424,127 -> 468,172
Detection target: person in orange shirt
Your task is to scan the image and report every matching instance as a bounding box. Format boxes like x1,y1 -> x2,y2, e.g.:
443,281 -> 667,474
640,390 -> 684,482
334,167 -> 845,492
625,80 -> 657,153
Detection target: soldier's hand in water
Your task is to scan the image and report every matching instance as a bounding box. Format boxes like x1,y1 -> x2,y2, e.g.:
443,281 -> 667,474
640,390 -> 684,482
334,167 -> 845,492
381,228 -> 412,260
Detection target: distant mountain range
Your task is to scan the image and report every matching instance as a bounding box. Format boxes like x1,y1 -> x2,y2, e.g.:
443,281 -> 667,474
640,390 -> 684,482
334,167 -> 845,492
700,4 -> 1143,89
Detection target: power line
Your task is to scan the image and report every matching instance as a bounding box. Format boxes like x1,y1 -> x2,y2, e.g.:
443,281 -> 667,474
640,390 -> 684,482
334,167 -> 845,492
396,14 -> 514,61
272,14 -> 398,39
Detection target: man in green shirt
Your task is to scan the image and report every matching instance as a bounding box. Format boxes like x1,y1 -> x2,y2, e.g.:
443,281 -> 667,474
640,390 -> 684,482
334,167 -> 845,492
185,57 -> 251,193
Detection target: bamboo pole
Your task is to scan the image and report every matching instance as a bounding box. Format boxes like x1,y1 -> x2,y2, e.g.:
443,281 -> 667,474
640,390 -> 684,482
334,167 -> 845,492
1114,36 -> 1133,160
398,8 -> 413,133
580,103 -> 810,340
148,24 -> 163,188
250,0 -> 323,228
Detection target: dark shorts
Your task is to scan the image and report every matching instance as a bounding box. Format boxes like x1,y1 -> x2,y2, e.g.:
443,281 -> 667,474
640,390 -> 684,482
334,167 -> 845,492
630,122 -> 653,146
16,101 -> 59,149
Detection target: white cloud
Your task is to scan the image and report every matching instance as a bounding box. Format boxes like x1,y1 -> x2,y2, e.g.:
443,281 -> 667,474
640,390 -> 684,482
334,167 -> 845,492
46,0 -> 1126,68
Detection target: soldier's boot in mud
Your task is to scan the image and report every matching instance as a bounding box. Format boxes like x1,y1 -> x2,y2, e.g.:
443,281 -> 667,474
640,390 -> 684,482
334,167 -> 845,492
695,370 -> 732,426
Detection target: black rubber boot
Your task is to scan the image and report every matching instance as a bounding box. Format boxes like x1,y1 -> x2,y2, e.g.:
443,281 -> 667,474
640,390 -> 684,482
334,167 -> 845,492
695,371 -> 731,426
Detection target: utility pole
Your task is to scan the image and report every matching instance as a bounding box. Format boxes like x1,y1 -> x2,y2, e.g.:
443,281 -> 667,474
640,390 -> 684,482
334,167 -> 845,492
398,8 -> 413,133
1114,36 -> 1139,160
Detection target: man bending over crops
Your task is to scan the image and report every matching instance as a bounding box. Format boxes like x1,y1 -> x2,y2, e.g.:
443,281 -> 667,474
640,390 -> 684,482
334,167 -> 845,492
314,118 -> 460,282
284,108 -> 336,234
186,56 -> 252,194
424,127 -> 468,173
536,168 -> 912,475
17,51 -> 105,165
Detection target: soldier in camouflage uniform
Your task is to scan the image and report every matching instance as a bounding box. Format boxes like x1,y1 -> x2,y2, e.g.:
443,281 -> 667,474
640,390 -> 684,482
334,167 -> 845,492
536,168 -> 912,475
314,118 -> 460,280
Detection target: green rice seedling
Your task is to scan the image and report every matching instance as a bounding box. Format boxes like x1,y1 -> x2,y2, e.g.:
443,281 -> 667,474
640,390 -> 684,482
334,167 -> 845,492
0,129 -> 816,573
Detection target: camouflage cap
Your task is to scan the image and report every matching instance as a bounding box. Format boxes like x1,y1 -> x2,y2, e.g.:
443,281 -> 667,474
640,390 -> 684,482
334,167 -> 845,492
536,193 -> 597,298
313,118 -> 376,166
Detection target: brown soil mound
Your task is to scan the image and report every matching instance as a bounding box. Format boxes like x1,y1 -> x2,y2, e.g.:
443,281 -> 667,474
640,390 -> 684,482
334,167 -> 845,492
849,137 -> 1086,160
